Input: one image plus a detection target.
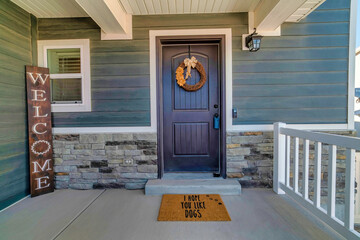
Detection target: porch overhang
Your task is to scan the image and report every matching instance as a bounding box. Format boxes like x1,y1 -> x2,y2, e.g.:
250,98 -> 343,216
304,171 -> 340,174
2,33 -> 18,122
11,0 -> 326,40
75,0 -> 132,40
254,0 -> 326,32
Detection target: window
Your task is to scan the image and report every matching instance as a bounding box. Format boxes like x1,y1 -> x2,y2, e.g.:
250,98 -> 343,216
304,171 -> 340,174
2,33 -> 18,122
38,39 -> 91,112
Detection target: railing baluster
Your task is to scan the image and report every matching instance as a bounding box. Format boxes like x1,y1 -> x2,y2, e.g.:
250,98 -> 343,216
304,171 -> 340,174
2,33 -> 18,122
302,139 -> 309,199
285,135 -> 291,187
314,142 -> 322,208
327,145 -> 336,218
274,123 -> 360,239
344,149 -> 355,230
293,137 -> 299,193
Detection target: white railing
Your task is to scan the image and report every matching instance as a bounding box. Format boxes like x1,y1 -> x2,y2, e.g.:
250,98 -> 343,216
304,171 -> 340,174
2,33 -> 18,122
273,122 -> 360,240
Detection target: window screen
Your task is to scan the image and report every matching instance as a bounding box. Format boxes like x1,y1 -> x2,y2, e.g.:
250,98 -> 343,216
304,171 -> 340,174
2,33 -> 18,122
47,49 -> 81,74
47,48 -> 82,103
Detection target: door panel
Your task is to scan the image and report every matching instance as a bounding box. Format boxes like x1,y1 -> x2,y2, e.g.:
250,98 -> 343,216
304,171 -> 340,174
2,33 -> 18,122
162,44 -> 219,172
173,123 -> 209,155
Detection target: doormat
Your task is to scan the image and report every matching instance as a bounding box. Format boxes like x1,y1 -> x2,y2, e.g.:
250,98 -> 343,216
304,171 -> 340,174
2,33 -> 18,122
157,194 -> 231,221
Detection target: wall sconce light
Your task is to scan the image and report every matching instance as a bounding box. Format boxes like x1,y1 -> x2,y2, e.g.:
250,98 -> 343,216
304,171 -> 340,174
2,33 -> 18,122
245,29 -> 263,52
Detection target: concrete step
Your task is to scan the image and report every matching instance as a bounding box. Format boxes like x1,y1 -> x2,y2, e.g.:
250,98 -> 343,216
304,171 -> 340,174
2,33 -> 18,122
145,179 -> 241,195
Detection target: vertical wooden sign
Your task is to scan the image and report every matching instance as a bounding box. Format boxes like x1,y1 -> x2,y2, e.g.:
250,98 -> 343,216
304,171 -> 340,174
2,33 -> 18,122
26,66 -> 54,197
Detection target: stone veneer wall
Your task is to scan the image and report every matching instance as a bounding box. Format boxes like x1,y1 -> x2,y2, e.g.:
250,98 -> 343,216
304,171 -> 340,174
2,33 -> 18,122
226,132 -> 274,187
53,133 -> 157,190
226,130 -> 357,210
53,131 -> 356,191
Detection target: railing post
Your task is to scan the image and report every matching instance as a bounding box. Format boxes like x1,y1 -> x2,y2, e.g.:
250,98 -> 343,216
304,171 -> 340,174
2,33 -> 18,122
285,135 -> 291,187
273,122 -> 286,194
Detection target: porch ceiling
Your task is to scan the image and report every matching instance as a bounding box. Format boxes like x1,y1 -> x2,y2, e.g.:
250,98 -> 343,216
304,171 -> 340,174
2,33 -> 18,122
11,0 -> 262,17
11,0 -> 324,19
11,0 -> 88,18
11,0 -> 326,39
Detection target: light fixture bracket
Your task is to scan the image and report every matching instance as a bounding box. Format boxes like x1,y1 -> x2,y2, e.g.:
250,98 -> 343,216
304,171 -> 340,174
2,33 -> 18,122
245,28 -> 263,52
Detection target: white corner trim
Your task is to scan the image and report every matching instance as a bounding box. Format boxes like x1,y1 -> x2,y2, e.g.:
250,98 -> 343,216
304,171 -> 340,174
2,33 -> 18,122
52,127 -> 156,134
348,0 -> 357,130
37,39 -> 92,113
149,28 -> 233,132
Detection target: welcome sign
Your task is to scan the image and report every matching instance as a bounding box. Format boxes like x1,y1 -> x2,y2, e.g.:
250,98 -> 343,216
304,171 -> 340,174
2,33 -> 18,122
26,66 -> 54,197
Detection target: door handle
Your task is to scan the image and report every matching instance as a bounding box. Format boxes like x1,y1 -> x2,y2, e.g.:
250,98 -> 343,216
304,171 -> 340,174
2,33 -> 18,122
213,113 -> 220,130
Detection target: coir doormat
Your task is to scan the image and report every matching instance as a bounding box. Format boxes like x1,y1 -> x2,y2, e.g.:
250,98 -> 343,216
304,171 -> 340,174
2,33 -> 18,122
157,194 -> 231,221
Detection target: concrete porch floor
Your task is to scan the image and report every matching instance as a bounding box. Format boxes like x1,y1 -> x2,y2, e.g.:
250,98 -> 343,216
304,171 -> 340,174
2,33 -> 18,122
0,189 -> 344,240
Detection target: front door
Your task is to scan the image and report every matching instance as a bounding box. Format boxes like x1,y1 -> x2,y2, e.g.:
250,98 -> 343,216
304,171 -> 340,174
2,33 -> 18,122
162,44 -> 220,172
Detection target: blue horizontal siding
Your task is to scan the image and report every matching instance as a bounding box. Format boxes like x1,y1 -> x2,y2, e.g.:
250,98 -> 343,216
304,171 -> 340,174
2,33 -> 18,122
37,0 -> 350,127
234,59 -> 348,73
281,22 -> 349,36
300,9 -> 349,23
234,96 -> 347,109
0,0 -> 31,211
317,1 -> 350,10
233,0 -> 350,124
259,35 -> 349,48
233,72 -> 348,85
233,47 -> 348,61
235,108 -> 347,125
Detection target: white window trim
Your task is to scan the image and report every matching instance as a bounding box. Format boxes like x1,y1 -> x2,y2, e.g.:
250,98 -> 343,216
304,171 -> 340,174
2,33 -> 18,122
38,39 -> 91,112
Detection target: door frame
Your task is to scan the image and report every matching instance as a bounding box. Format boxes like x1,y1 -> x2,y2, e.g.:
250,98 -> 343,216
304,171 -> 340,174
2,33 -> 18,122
156,35 -> 227,178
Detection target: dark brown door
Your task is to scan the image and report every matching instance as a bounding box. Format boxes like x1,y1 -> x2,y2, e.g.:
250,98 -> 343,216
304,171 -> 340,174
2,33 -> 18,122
162,44 -> 220,172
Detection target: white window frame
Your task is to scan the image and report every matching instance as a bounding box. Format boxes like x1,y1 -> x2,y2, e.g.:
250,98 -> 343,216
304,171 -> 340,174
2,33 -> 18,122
38,39 -> 91,112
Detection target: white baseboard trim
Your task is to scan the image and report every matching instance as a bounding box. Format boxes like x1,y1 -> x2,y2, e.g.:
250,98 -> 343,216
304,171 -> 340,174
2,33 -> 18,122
228,124 -> 351,132
51,124 -> 352,134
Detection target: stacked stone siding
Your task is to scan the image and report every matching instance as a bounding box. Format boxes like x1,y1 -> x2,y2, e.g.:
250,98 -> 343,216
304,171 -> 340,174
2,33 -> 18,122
53,130 -> 356,192
226,131 -> 356,189
53,133 -> 157,190
226,131 -> 274,188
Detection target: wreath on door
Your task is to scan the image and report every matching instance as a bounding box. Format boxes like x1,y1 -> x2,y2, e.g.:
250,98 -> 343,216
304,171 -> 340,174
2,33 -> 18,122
175,56 -> 207,92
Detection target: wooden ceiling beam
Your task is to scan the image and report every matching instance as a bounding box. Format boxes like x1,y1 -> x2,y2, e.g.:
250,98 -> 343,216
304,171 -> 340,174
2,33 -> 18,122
254,0 -> 307,32
75,0 -> 132,40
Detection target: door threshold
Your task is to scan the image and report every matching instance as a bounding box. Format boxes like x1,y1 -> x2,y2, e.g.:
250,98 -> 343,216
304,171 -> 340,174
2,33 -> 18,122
162,173 -> 222,180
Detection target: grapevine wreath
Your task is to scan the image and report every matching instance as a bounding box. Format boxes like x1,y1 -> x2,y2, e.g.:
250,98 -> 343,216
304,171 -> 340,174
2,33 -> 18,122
175,56 -> 207,92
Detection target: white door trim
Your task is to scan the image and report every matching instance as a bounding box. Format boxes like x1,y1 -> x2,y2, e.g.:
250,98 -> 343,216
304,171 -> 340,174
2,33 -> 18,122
149,28 -> 233,132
